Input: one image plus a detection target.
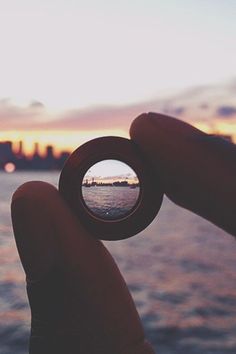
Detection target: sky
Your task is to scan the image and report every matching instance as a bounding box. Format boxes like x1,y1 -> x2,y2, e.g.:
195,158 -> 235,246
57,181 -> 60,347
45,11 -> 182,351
83,159 -> 138,183
0,0 -> 236,154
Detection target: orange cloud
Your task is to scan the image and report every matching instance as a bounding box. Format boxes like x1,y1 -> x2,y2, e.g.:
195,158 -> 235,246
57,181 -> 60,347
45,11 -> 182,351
0,79 -> 235,145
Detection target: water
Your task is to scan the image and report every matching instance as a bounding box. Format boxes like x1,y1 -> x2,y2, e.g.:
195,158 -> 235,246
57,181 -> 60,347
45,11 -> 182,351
1,172 -> 236,353
82,186 -> 140,219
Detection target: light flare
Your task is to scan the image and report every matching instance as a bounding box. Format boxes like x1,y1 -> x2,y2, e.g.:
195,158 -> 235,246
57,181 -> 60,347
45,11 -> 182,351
4,162 -> 16,173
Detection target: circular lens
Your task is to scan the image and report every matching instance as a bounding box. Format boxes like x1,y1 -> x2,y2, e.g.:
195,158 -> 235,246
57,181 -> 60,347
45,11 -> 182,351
59,136 -> 163,240
81,159 -> 140,220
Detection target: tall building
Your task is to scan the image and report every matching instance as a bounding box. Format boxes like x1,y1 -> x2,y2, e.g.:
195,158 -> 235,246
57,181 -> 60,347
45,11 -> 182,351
33,142 -> 40,157
18,141 -> 23,156
46,145 -> 54,159
0,141 -> 14,167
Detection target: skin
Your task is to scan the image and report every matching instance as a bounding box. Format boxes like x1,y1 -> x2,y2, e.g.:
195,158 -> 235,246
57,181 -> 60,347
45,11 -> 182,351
11,113 -> 236,353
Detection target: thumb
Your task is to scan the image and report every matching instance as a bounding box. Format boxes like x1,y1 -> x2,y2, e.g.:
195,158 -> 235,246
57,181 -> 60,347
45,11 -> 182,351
11,181 -> 155,354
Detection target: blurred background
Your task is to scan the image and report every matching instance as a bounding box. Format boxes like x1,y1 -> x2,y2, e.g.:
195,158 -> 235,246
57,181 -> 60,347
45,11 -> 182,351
0,1 -> 236,353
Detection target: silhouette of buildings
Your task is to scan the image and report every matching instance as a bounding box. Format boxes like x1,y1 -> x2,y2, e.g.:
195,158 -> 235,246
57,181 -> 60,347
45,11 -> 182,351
0,132 -> 234,172
82,180 -> 139,187
0,140 -> 70,171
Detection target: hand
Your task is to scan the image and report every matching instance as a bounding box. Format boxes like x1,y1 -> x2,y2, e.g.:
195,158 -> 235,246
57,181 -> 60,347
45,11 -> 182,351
11,181 -> 153,354
11,113 -> 236,354
130,112 -> 236,237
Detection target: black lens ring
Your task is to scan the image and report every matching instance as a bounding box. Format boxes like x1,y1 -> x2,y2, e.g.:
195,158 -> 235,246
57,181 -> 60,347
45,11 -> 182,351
59,136 -> 163,240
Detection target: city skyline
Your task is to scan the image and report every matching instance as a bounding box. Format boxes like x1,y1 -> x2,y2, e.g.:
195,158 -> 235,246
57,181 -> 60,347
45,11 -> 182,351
0,128 -> 234,172
3,139 -> 72,158
0,139 -> 70,171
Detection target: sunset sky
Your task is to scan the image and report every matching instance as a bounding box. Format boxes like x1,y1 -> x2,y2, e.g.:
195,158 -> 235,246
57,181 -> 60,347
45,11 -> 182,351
0,1 -> 236,154
83,159 -> 138,184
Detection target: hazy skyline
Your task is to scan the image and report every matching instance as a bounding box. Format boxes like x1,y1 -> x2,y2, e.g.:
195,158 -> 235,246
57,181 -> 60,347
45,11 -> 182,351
0,1 -> 235,152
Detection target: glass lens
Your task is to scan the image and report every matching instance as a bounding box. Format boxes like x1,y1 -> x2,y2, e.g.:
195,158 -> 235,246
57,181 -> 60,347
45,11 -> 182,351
82,159 -> 140,220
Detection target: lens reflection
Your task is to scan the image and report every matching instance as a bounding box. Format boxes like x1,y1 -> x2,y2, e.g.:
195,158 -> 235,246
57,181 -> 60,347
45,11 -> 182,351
82,159 -> 140,220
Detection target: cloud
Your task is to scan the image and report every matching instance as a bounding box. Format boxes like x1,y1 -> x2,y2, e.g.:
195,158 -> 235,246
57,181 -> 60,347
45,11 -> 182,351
216,105 -> 236,117
227,78 -> 236,93
199,103 -> 209,110
47,105 -> 141,131
0,78 -> 235,132
0,98 -> 47,130
29,100 -> 44,109
45,99 -> 190,132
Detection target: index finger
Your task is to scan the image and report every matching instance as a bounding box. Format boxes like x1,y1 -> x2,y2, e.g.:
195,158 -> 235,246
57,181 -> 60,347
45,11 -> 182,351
130,112 -> 236,237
